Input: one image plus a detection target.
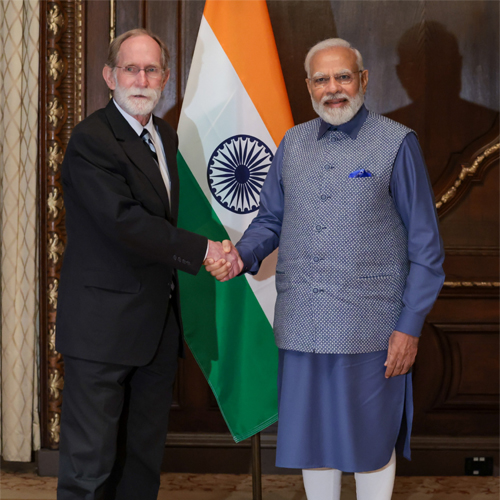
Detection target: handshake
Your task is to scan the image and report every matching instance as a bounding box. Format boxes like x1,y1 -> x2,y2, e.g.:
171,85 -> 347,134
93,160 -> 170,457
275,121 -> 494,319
204,240 -> 244,282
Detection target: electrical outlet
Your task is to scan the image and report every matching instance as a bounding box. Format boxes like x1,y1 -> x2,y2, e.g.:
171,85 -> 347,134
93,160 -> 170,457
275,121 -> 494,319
465,457 -> 494,476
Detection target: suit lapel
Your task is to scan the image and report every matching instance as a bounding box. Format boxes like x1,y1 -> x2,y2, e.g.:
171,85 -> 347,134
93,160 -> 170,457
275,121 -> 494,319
154,116 -> 179,224
104,101 -> 171,218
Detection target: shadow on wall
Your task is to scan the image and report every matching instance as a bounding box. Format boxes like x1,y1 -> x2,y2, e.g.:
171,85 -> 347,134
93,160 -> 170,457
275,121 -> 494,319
386,21 -> 499,186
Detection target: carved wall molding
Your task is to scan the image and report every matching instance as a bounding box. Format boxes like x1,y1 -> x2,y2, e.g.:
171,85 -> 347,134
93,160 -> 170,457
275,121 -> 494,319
443,281 -> 500,288
47,4 -> 64,36
430,323 -> 499,413
110,0 -> 116,42
436,134 -> 499,216
436,142 -> 499,210
47,142 -> 65,172
40,0 -> 84,450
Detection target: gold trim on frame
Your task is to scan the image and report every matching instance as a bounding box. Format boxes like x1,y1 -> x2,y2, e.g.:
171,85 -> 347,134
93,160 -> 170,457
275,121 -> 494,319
443,281 -> 500,288
110,0 -> 116,42
47,4 -> 64,37
48,51 -> 64,82
48,279 -> 59,309
48,412 -> 61,444
48,325 -> 57,353
47,187 -> 64,219
47,97 -> 64,128
48,233 -> 65,264
47,143 -> 64,172
49,369 -> 65,400
75,0 -> 83,123
436,143 -> 500,209
42,0 -> 85,449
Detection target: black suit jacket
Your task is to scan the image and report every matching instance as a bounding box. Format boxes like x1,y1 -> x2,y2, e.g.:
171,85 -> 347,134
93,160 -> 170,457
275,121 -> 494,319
56,100 -> 207,366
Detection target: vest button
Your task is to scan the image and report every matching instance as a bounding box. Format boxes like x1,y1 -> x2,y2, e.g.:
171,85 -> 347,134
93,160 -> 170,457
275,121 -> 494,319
320,195 -> 327,201
313,257 -> 319,262
315,225 -> 322,231
313,288 -> 319,293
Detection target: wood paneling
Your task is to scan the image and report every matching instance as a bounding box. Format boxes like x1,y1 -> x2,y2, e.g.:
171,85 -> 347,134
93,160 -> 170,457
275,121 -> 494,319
39,0 -> 85,449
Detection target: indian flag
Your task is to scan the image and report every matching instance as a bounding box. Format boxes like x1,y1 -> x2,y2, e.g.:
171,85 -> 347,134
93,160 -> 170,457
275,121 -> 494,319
176,0 -> 294,442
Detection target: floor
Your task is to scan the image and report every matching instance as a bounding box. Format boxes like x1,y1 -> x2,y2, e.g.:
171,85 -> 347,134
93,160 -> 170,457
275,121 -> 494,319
0,471 -> 498,500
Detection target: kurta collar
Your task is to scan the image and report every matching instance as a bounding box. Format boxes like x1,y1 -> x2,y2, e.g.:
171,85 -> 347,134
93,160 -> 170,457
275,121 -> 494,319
317,104 -> 368,140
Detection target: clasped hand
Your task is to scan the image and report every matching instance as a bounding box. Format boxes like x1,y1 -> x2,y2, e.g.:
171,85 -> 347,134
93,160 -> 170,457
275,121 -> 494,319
204,240 -> 243,281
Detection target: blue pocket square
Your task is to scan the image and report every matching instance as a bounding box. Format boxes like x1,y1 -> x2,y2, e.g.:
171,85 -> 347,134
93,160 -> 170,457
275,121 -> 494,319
348,169 -> 372,178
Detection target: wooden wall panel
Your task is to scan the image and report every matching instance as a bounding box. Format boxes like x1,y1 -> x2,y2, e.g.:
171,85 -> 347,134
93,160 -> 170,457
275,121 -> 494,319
84,1 -> 110,115
39,0 -> 85,450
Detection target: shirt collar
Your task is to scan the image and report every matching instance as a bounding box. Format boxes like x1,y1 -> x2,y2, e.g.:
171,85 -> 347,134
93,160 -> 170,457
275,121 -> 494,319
113,99 -> 154,136
317,104 -> 368,140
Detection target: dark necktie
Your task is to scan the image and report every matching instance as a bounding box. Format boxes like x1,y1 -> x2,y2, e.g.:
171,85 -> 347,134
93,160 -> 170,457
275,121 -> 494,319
140,129 -> 159,164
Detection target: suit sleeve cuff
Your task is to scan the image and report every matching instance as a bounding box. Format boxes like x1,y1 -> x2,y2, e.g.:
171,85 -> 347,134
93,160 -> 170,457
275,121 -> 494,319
394,308 -> 426,337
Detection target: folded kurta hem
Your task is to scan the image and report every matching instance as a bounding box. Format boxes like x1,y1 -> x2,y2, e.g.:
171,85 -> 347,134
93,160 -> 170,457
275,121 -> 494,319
275,348 -> 413,472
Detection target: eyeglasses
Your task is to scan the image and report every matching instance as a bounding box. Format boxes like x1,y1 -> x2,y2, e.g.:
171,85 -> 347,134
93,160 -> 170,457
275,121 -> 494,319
309,70 -> 363,89
116,66 -> 163,80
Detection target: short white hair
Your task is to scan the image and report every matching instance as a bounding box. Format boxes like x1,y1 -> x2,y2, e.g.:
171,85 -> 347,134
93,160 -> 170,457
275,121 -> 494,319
304,38 -> 364,77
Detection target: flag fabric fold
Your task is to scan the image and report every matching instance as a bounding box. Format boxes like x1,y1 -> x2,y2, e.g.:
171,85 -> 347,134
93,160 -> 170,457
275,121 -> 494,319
176,0 -> 293,442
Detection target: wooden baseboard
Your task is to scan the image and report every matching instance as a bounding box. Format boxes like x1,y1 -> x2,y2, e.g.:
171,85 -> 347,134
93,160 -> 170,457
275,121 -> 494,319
36,434 -> 499,477
165,433 -> 499,450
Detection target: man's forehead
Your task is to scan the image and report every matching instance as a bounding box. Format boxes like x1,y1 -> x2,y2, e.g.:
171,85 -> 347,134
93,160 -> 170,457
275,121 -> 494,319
118,35 -> 161,64
310,47 -> 358,72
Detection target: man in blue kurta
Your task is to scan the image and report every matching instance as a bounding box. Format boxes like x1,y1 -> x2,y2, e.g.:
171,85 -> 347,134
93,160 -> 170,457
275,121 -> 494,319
206,38 -> 444,500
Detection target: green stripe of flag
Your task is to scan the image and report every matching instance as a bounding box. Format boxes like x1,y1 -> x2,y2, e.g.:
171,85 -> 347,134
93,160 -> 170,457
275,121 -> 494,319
176,151 -> 278,442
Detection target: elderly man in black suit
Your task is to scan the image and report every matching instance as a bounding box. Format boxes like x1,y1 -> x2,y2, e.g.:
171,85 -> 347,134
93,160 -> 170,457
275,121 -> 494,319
56,29 -> 240,499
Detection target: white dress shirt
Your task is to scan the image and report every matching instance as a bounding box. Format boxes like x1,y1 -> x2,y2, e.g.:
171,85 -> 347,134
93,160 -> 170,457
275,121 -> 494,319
113,99 -> 171,205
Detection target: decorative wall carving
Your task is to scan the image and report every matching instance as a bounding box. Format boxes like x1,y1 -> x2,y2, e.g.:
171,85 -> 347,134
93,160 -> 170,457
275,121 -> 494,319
48,233 -> 65,264
436,143 -> 500,210
47,187 -> 64,219
47,4 -> 64,36
40,0 -> 84,449
444,281 -> 500,288
47,143 -> 64,172
48,412 -> 61,444
48,51 -> 65,81
47,97 -> 65,128
49,369 -> 65,400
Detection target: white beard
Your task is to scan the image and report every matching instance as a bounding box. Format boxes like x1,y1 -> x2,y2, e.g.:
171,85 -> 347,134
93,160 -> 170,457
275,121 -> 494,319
113,83 -> 162,118
311,88 -> 364,126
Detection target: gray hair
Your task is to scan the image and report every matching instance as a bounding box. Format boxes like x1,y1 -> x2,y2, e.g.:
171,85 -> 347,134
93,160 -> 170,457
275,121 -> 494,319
304,38 -> 364,77
106,28 -> 170,72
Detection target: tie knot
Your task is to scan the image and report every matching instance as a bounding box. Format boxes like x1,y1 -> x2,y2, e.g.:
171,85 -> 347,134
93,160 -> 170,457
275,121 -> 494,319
140,128 -> 159,164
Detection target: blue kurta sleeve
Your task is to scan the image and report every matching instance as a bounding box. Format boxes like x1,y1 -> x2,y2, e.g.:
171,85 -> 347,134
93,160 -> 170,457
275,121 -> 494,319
391,132 -> 445,337
236,140 -> 285,274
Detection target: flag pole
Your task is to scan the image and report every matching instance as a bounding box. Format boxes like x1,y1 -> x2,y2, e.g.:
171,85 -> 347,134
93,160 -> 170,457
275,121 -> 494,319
251,432 -> 262,500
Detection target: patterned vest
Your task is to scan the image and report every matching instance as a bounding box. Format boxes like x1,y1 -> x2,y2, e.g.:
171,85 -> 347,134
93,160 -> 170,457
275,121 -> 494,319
274,112 -> 412,354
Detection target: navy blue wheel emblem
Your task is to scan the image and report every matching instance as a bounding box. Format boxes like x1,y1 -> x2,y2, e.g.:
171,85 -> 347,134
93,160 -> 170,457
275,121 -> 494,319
208,134 -> 273,214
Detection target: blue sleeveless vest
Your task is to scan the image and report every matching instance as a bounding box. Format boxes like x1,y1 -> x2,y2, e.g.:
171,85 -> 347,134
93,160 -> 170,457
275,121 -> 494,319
274,112 -> 412,354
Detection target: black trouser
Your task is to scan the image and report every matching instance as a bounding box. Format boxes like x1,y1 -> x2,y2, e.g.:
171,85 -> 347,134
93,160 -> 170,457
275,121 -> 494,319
57,308 -> 179,500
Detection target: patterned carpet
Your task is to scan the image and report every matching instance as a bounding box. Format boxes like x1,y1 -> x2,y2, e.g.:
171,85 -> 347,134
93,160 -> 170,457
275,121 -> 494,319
0,471 -> 498,499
